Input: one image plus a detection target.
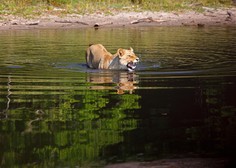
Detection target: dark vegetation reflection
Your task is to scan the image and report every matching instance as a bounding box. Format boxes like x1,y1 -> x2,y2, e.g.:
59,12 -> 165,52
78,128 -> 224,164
0,73 -> 140,167
0,27 -> 236,167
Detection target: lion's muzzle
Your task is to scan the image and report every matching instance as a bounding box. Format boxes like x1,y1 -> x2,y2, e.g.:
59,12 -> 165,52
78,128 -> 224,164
127,58 -> 139,71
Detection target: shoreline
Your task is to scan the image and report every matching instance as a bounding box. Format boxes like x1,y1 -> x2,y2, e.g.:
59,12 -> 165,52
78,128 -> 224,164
1,7 -> 236,30
105,157 -> 231,168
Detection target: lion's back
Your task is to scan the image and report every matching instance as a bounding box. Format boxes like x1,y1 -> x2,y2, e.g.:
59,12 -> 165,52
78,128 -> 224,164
86,44 -> 112,69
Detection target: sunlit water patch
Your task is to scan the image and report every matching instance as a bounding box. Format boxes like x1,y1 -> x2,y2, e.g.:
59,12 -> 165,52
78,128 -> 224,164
0,27 -> 236,167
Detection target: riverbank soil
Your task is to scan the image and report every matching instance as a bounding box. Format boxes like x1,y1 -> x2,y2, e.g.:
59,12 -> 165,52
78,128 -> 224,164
105,158 -> 231,168
0,7 -> 236,30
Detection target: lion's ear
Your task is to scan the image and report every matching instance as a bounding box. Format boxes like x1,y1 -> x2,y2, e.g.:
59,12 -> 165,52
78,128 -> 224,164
118,48 -> 125,58
130,47 -> 133,52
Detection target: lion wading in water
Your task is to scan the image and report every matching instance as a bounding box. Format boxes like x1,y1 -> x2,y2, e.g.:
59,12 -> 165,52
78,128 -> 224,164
86,44 -> 139,71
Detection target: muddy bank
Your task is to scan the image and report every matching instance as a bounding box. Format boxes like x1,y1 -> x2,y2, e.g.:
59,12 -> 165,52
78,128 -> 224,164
0,7 -> 236,30
105,158 -> 231,168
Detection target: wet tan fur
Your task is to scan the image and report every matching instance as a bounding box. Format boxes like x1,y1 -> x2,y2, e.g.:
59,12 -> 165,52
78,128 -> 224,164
86,44 -> 138,70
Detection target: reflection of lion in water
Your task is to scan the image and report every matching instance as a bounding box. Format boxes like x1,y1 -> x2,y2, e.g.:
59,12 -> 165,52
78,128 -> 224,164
86,44 -> 139,71
87,72 -> 138,94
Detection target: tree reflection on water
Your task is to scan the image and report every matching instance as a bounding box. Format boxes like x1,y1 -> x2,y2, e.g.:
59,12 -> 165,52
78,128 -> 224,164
0,71 -> 141,167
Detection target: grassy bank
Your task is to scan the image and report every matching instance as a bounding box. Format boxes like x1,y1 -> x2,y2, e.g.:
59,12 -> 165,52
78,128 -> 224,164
0,0 -> 233,17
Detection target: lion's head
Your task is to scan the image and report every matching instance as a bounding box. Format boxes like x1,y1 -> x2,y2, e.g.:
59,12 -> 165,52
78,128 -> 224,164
117,47 -> 139,71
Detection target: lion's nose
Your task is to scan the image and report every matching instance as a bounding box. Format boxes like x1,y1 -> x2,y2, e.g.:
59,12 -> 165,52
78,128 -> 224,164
136,58 -> 140,62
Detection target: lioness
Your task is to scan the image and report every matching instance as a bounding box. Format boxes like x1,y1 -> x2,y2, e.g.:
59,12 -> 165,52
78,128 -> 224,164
86,44 -> 139,71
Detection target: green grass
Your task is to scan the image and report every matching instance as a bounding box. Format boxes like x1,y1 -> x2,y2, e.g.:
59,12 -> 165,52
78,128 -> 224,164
0,0 -> 233,17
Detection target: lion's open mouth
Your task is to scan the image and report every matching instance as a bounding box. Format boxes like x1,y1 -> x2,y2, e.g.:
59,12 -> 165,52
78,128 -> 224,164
127,62 -> 137,71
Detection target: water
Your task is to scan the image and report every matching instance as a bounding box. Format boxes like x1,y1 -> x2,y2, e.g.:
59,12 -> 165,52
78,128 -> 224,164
0,27 -> 236,167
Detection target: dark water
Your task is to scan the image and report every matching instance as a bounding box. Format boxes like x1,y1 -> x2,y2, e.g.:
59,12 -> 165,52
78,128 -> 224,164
0,27 -> 236,167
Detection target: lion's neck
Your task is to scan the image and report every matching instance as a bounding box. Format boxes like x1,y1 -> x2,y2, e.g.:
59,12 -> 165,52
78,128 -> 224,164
112,52 -> 119,59
108,55 -> 120,69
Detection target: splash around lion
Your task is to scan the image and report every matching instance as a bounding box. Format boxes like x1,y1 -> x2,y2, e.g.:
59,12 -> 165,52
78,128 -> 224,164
86,44 -> 139,71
